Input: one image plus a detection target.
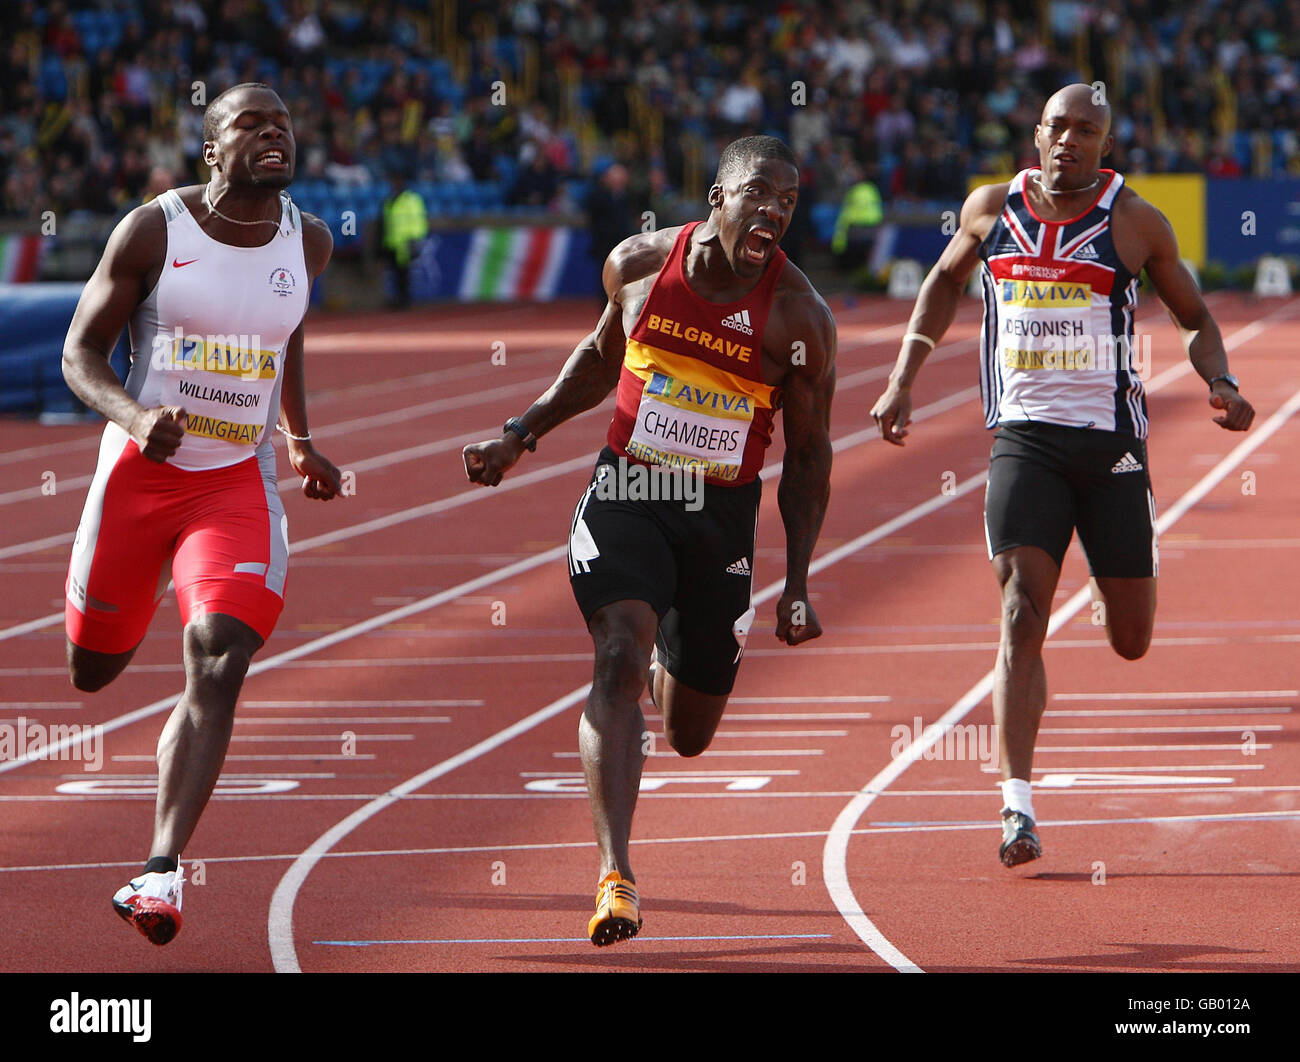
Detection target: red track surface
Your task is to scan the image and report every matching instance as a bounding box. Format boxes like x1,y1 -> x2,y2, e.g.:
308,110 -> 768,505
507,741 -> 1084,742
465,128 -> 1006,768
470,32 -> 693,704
2,293 -> 1298,974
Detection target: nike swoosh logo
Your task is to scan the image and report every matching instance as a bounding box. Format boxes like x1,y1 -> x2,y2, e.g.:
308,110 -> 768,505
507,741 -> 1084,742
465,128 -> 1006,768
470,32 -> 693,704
172,258 -> 199,268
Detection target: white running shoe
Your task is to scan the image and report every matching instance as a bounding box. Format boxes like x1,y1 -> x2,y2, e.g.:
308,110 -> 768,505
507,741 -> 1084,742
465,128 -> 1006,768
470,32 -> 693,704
112,866 -> 185,945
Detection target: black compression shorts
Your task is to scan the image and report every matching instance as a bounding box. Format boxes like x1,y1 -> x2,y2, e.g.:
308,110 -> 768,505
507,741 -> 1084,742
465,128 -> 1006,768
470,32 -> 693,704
984,420 -> 1158,578
568,448 -> 761,696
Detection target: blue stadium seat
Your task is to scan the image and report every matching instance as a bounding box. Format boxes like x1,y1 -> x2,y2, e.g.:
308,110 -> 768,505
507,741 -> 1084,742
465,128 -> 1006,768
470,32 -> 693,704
1232,131 -> 1252,169
810,203 -> 839,245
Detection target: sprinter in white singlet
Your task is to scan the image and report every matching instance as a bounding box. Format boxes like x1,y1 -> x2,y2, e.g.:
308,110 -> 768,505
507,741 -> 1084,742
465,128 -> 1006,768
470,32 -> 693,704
60,83 -> 342,945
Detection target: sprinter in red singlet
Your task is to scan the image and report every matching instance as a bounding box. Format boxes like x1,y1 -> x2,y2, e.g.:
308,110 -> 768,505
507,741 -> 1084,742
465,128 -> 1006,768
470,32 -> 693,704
870,84 -> 1255,869
464,136 -> 837,945
61,84 -> 342,945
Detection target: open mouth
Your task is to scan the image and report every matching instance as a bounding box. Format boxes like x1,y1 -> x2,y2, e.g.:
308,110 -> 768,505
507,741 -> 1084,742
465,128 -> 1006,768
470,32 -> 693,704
741,227 -> 776,264
255,149 -> 289,169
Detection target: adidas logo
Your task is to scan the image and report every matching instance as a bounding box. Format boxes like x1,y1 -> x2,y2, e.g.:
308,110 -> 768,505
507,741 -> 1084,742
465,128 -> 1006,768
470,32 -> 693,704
725,557 -> 751,575
1072,242 -> 1099,260
1111,451 -> 1143,474
721,309 -> 754,335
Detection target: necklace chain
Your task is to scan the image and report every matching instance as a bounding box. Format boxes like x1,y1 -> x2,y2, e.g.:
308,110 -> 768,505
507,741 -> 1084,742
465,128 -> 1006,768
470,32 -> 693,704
1033,173 -> 1102,196
203,185 -> 281,226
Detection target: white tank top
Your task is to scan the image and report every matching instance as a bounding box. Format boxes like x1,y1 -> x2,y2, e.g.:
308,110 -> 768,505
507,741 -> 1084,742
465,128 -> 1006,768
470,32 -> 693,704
123,188 -> 309,470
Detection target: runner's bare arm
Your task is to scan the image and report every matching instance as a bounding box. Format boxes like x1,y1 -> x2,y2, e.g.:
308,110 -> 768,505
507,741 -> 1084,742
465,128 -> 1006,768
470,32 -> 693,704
463,232 -> 668,486
1127,196 -> 1255,431
870,182 -> 1006,444
61,204 -> 188,462
279,214 -> 342,499
773,291 -> 836,645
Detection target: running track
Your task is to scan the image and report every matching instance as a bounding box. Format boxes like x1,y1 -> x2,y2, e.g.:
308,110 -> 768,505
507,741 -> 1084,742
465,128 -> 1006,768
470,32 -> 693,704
1,292 -> 1297,975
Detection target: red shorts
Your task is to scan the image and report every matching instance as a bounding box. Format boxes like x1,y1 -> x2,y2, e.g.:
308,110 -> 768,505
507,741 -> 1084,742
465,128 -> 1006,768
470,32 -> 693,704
65,426 -> 288,654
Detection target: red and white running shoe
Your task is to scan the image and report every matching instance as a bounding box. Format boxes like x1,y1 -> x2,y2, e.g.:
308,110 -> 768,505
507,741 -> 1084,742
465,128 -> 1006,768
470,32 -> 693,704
112,866 -> 185,945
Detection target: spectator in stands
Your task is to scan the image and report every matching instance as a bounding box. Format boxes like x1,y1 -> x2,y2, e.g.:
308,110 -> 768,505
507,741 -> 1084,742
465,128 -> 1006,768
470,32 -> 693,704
1205,137 -> 1244,179
509,148 -> 558,209
586,162 -> 634,297
7,0 -> 1300,256
381,176 -> 428,309
832,164 -> 883,272
141,165 -> 175,205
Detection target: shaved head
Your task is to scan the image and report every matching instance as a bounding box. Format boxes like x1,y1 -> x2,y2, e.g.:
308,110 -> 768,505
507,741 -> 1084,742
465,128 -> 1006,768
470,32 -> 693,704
1042,83 -> 1111,137
1032,82 -> 1115,191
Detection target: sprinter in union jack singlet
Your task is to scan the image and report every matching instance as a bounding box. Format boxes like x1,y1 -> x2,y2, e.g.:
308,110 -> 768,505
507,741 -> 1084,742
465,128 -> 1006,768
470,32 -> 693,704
870,84 -> 1255,868
464,137 -> 837,945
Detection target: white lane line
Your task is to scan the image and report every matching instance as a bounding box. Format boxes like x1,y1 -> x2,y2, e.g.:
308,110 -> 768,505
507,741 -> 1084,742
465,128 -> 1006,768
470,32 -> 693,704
645,713 -> 875,721
0,612 -> 69,641
243,700 -> 481,707
0,474 -> 93,506
267,684 -> 591,972
823,362 -> 1300,973
233,717 -> 450,725
727,696 -> 889,703
0,701 -> 81,709
983,764 -> 1267,773
1054,690 -> 1297,700
0,533 -> 77,560
21,808 -> 1300,876
1032,743 -> 1271,752
1045,707 -> 1292,717
6,784 -> 1299,805
709,730 -> 850,738
58,772 -> 338,779
231,735 -> 413,742
113,754 -> 378,762
1039,725 -> 1282,734
551,749 -> 826,758
209,754 -> 380,761
519,769 -> 800,777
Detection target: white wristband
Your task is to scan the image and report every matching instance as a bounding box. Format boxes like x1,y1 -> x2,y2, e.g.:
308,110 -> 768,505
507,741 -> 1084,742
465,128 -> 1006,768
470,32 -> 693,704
276,424 -> 311,441
902,332 -> 936,350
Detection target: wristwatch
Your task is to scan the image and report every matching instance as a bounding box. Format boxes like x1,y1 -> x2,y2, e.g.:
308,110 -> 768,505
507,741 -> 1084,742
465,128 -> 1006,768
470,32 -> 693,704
1208,373 -> 1239,391
503,417 -> 537,451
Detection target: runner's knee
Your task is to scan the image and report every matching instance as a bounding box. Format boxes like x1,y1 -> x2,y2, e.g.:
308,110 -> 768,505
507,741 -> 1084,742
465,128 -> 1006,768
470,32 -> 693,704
665,727 -> 709,758
67,642 -> 132,692
591,629 -> 651,704
1000,583 -> 1049,651
182,623 -> 255,699
1109,625 -> 1151,661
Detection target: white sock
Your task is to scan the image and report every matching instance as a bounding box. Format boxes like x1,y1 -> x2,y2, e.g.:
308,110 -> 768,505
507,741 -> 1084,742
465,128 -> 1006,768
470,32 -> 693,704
1000,778 -> 1034,821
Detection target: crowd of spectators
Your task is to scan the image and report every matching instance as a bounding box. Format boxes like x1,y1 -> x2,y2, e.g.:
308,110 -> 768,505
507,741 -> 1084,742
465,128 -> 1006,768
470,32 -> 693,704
3,0 -> 1300,235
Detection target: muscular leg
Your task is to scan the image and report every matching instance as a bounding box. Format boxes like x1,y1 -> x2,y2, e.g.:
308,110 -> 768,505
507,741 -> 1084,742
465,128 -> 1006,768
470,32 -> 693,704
653,665 -> 729,758
581,600 -> 658,882
150,612 -> 263,860
67,640 -> 138,692
1091,576 -> 1156,660
992,547 -> 1061,783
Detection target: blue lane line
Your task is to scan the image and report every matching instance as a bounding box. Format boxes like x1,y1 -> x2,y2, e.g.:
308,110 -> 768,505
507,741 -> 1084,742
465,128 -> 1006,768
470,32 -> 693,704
314,933 -> 835,946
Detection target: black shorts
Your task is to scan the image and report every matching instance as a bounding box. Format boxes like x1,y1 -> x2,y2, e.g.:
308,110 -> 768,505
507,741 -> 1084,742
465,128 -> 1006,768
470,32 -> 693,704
568,448 -> 761,696
984,421 -> 1158,578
